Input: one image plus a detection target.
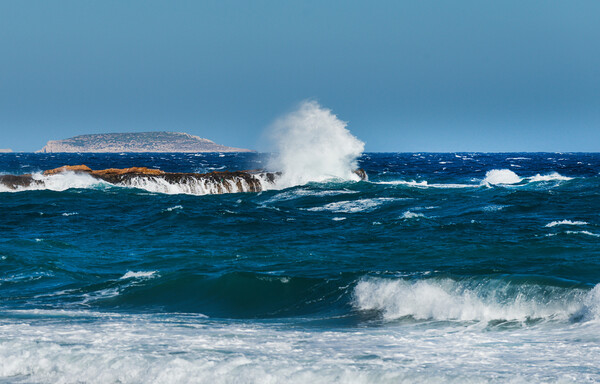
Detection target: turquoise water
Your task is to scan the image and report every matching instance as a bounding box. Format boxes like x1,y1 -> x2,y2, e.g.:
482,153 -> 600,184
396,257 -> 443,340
1,152 -> 600,383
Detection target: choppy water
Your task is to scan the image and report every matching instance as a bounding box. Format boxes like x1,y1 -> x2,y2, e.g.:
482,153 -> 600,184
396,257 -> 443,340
1,152 -> 600,383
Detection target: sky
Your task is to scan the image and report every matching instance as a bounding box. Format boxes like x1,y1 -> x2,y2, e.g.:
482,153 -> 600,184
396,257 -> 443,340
1,0 -> 599,152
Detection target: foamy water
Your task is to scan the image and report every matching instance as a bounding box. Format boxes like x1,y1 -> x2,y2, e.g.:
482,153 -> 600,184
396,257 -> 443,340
2,152 -> 600,383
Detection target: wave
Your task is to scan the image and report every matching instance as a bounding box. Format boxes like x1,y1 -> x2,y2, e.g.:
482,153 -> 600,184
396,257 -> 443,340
83,272 -> 348,318
375,180 -> 475,189
32,270 -> 600,323
305,198 -> 398,213
565,230 -> 600,238
482,169 -> 522,185
483,169 -> 573,186
545,220 -> 588,228
529,172 -> 573,182
120,271 -> 158,280
353,277 -> 599,323
376,169 -> 574,190
401,211 -> 426,219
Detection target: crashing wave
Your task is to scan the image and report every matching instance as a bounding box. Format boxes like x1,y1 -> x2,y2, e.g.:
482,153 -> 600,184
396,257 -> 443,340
0,165 -> 368,195
353,277 -> 600,323
482,169 -> 573,186
0,165 -> 277,195
482,169 -> 523,185
529,172 -> 573,182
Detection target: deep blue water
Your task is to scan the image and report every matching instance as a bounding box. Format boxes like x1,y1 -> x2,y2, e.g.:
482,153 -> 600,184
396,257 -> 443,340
1,152 -> 600,383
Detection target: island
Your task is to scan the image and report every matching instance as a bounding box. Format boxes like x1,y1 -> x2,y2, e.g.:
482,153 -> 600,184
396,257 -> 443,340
0,149 -> 12,153
36,132 -> 252,153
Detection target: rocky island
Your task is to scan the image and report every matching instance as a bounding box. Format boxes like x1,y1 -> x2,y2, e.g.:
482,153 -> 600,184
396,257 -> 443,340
37,132 -> 252,153
0,149 -> 12,153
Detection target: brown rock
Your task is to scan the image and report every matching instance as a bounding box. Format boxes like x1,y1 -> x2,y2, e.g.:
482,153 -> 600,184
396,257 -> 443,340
43,165 -> 93,175
91,167 -> 165,176
0,174 -> 41,189
353,168 -> 368,181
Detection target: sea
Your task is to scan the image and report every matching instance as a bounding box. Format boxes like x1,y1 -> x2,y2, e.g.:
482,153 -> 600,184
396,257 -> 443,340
1,151 -> 600,383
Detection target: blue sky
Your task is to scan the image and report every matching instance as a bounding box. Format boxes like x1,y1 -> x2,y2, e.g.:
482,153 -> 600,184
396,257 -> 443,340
1,1 -> 599,152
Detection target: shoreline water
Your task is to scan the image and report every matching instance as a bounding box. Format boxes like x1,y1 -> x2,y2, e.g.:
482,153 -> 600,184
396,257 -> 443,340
1,152 -> 599,382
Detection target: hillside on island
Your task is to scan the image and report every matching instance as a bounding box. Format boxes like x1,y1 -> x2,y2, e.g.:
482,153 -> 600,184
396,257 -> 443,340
37,132 -> 252,153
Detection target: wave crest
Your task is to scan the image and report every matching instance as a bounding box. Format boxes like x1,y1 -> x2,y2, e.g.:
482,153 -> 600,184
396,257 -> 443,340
353,277 -> 597,323
482,169 -> 522,185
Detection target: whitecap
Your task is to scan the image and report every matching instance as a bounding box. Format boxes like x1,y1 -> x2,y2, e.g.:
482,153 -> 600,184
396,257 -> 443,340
264,188 -> 357,204
376,180 -> 475,189
528,172 -> 573,182
306,198 -> 396,213
482,169 -> 522,185
565,230 -> 600,238
120,271 -> 158,280
164,205 -> 183,212
401,211 -> 425,219
545,220 -> 588,228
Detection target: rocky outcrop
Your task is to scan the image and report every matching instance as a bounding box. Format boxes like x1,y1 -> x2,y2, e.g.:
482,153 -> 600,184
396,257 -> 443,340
0,174 -> 41,189
37,132 -> 253,153
353,168 -> 368,181
2,165 -> 367,193
27,165 -> 273,194
43,165 -> 93,175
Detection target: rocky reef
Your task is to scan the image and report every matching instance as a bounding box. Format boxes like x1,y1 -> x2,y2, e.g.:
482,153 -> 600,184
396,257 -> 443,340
1,165 -> 367,194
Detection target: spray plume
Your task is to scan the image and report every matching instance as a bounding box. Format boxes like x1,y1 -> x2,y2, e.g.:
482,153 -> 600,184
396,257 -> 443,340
268,100 -> 365,188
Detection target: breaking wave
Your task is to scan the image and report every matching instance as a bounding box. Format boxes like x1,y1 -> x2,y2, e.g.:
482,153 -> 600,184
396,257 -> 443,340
381,169 -> 575,190
305,198 -> 397,213
482,169 -> 522,185
353,277 -> 600,323
545,220 -> 588,228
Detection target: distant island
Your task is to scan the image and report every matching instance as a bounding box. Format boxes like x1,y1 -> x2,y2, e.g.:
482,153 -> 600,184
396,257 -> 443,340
0,149 -> 12,153
36,132 -> 252,153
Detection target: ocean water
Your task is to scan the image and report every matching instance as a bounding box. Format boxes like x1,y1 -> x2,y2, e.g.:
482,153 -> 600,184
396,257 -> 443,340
1,152 -> 600,383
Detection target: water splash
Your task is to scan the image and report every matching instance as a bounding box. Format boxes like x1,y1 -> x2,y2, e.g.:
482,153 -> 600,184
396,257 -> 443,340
353,277 -> 597,323
268,101 -> 365,188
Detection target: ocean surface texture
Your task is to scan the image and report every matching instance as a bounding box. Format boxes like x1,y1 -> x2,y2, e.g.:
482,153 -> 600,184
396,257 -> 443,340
1,152 -> 600,383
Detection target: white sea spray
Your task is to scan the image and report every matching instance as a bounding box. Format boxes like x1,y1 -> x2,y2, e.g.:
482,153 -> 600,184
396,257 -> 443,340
267,100 -> 364,188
